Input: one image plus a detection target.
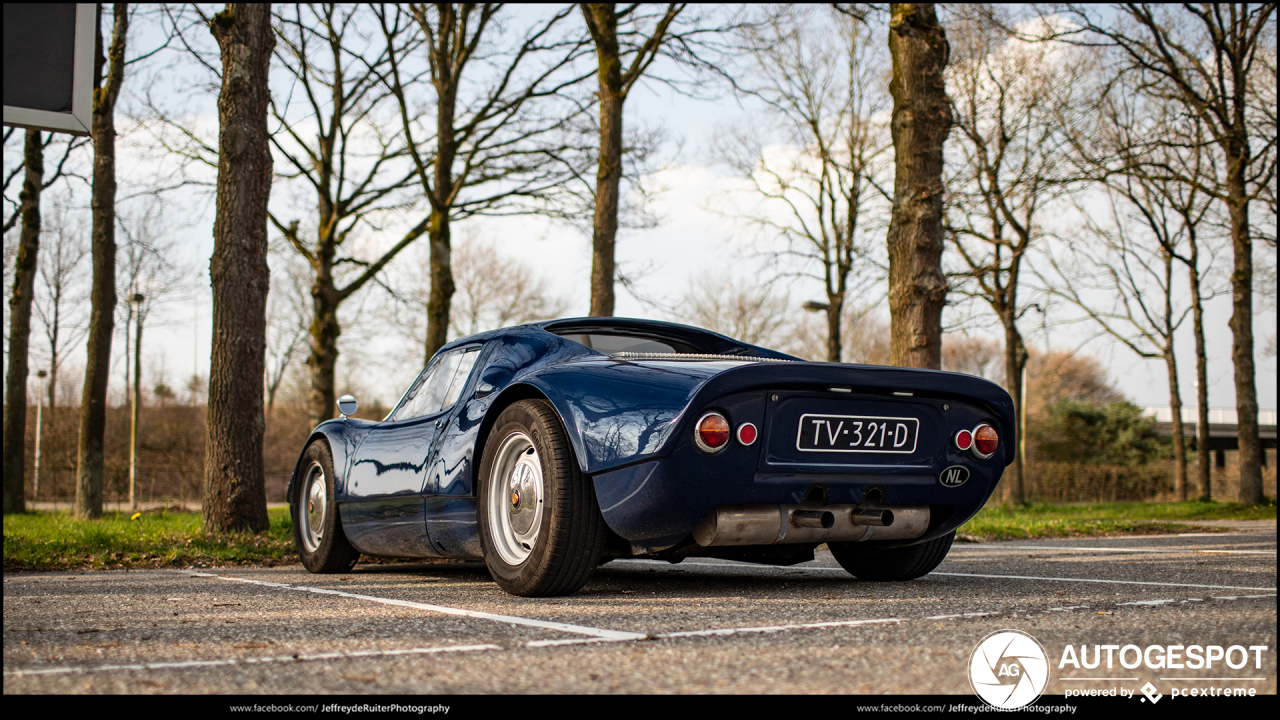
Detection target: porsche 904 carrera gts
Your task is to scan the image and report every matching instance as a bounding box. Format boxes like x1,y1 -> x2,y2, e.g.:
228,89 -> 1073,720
287,318 -> 1015,596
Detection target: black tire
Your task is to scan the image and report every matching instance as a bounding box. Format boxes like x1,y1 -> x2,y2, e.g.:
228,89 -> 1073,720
477,399 -> 606,597
291,441 -> 360,573
828,531 -> 955,581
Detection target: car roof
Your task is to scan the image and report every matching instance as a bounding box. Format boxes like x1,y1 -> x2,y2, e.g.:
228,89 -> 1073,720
436,317 -> 795,360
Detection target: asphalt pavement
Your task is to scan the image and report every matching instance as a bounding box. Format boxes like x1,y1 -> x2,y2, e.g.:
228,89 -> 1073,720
4,521 -> 1275,697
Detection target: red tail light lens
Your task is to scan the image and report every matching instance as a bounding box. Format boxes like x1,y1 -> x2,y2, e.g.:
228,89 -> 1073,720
954,429 -> 973,451
695,412 -> 731,453
737,422 -> 758,446
973,424 -> 999,458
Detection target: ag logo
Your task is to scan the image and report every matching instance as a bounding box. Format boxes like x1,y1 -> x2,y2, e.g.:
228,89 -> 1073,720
940,465 -> 970,487
968,630 -> 1049,709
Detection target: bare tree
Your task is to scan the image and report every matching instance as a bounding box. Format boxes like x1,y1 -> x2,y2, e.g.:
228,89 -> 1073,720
1049,3 -> 1276,504
264,255 -> 310,417
3,130 -> 84,513
203,2 -> 274,533
114,196 -> 192,509
153,4 -> 430,428
886,3 -> 951,370
788,306 -> 892,364
448,239 -> 569,338
379,3 -> 594,363
1045,184 -> 1199,499
117,197 -> 190,394
1064,77 -> 1229,501
944,5 -> 1082,503
3,132 -> 44,513
384,232 -> 569,351
716,5 -> 891,362
678,271 -> 791,348
33,198 -> 91,418
76,3 -> 129,519
940,332 -> 1002,381
580,3 -> 742,316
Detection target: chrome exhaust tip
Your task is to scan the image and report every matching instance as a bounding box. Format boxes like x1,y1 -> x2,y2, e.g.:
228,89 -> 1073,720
850,508 -> 894,527
791,509 -> 835,529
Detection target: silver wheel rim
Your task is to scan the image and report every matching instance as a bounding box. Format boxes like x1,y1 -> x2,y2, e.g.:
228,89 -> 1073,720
301,461 -> 326,553
487,431 -> 544,565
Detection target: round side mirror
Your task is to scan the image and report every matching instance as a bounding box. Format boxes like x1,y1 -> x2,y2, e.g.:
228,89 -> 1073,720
337,394 -> 358,418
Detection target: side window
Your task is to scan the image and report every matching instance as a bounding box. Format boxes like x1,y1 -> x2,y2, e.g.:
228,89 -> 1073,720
442,349 -> 480,408
390,347 -> 480,422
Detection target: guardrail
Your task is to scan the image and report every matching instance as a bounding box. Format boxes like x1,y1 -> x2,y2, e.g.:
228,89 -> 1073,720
1141,405 -> 1278,426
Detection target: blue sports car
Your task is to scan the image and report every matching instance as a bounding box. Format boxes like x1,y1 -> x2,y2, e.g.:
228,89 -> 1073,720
288,318 -> 1015,596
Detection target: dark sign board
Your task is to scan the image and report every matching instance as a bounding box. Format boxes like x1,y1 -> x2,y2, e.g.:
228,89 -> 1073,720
3,3 -> 95,136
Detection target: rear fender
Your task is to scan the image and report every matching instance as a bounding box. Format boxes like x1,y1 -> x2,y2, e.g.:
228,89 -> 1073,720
517,365 -> 706,475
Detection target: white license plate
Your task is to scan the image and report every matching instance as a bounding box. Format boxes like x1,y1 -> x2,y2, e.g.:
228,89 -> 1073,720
796,414 -> 920,454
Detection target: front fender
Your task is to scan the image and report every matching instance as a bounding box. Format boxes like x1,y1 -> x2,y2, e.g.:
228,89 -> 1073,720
285,418 -> 375,505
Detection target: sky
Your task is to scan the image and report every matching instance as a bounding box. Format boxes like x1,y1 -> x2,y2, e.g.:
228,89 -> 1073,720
4,5 -> 1275,419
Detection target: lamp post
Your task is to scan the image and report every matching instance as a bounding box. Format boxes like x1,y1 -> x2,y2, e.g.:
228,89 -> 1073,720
34,369 -> 47,500
128,292 -> 145,510
802,300 -> 829,313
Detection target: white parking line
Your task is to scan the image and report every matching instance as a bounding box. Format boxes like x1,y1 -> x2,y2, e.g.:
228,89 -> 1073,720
616,559 -> 1278,592
2,643 -> 501,677
661,617 -> 901,638
526,617 -> 904,648
953,545 -> 1275,555
189,572 -> 647,641
930,572 -> 1277,592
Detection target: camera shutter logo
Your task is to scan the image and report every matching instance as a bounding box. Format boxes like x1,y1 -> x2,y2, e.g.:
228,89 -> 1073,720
968,630 -> 1050,709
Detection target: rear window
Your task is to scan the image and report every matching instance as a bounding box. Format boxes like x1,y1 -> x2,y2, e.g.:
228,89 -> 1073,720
555,333 -> 690,355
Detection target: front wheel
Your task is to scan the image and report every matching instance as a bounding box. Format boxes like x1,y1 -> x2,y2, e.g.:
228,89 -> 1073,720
477,399 -> 606,596
828,531 -> 955,581
291,441 -> 359,573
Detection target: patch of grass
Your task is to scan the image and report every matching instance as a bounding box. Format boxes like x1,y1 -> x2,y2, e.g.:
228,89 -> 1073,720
959,500 -> 1275,542
6,500 -> 1274,569
3,507 -> 297,571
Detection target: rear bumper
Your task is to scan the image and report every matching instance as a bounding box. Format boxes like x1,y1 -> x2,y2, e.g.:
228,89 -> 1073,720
591,456 -> 1002,551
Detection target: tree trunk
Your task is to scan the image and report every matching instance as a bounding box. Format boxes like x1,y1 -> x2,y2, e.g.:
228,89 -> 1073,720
886,3 -> 949,370
588,6 -> 623,318
1000,314 -> 1026,504
1225,166 -> 1262,504
3,131 -> 44,514
425,209 -> 455,361
1188,257 -> 1211,500
306,274 -> 340,429
203,3 -> 274,533
76,4 -> 127,519
825,296 -> 844,363
129,309 -> 143,510
1164,349 -> 1188,501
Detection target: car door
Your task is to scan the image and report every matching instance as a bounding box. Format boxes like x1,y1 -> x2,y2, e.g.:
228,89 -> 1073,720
341,347 -> 477,557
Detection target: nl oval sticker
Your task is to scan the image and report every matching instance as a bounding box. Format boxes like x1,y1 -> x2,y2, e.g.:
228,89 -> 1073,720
940,465 -> 970,488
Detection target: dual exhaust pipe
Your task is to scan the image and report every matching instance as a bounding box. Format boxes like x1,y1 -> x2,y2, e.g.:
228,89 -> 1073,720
692,504 -> 930,547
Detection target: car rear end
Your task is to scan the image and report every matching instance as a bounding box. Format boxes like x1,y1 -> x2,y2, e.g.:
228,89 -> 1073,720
589,360 -> 1014,554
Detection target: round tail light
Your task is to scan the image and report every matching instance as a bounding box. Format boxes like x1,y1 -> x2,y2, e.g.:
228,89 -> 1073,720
737,422 -> 758,446
695,412 -> 731,453
972,424 -> 999,458
954,428 -> 973,451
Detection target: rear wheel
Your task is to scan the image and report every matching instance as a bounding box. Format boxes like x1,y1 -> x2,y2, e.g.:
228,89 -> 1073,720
291,441 -> 359,573
829,531 -> 955,581
477,399 -> 606,596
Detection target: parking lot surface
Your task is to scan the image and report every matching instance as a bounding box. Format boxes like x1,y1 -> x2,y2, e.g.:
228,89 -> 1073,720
4,523 -> 1275,696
